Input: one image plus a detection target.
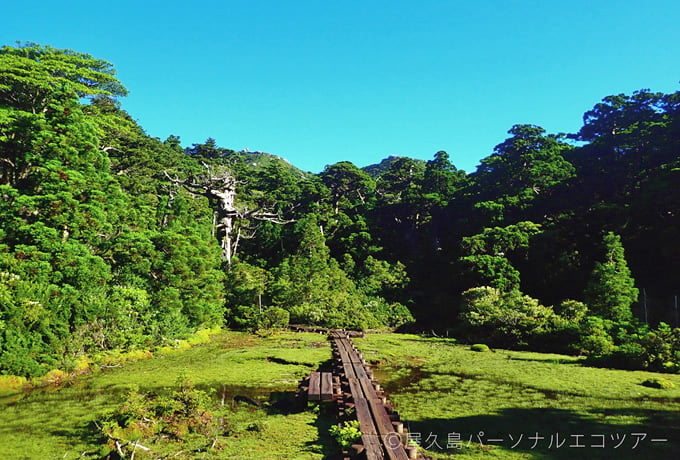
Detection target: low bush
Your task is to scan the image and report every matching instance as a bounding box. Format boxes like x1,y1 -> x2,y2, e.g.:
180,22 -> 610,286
329,420 -> 362,449
470,344 -> 490,352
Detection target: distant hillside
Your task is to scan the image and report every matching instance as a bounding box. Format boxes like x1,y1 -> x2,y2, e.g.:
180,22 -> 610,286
361,155 -> 426,177
236,150 -> 311,178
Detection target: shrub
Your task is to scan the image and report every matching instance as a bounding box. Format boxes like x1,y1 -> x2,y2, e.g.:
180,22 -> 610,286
459,287 -> 558,349
40,369 -> 67,386
470,344 -> 490,352
99,375 -> 219,457
578,316 -> 615,358
555,299 -> 588,322
641,377 -> 675,389
365,297 -> 415,329
0,375 -> 27,394
259,307 -> 290,331
72,355 -> 92,374
329,420 -> 362,449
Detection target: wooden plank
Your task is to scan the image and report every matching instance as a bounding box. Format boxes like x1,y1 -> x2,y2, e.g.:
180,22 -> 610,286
339,339 -> 364,364
353,361 -> 369,381
334,335 -> 407,459
343,362 -> 356,380
321,372 -> 333,401
308,371 -> 321,401
367,396 -> 409,460
349,379 -> 384,460
354,355 -> 409,460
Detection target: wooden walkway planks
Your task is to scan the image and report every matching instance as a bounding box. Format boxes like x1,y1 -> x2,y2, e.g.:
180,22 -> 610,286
331,331 -> 410,460
308,371 -> 321,401
308,371 -> 333,402
321,372 -> 333,401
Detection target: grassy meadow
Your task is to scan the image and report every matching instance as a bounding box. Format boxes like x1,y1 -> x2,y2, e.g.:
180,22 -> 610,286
2,331 -> 679,459
355,333 -> 680,460
0,331 -> 336,460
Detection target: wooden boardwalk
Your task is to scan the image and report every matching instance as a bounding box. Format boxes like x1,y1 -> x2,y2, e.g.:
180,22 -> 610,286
329,331 -> 412,460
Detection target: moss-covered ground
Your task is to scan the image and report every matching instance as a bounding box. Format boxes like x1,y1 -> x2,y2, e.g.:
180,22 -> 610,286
355,333 -> 680,460
0,331 -> 336,459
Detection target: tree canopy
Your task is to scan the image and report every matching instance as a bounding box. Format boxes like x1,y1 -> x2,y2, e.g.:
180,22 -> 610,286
1,41 -> 679,376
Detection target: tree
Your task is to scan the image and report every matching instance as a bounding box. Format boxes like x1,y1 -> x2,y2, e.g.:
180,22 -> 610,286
470,124 -> 575,223
0,42 -> 127,114
459,221 -> 542,292
320,161 -> 374,214
584,232 -> 639,321
422,150 -> 464,203
165,161 -> 294,264
269,216 -> 379,329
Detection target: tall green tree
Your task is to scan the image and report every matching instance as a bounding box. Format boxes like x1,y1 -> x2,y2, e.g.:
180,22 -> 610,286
584,232 -> 639,321
471,124 -> 575,223
320,161 -> 374,214
269,216 -> 379,329
0,42 -> 127,114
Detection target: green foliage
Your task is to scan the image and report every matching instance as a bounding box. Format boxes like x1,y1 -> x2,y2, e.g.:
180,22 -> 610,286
554,299 -> 588,322
584,232 -> 638,321
270,217 -> 381,329
99,376 -> 218,457
258,307 -> 290,331
578,316 -> 616,358
3,40 -> 680,380
329,420 -> 362,449
470,344 -> 490,352
0,42 -> 224,377
458,287 -> 559,348
230,305 -> 290,333
320,161 -> 374,213
459,221 -> 541,292
363,297 -> 415,328
0,42 -> 127,114
355,255 -> 408,297
471,124 -> 575,222
586,322 -> 680,373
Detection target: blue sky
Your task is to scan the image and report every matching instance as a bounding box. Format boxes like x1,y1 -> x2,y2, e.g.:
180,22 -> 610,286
3,1 -> 680,173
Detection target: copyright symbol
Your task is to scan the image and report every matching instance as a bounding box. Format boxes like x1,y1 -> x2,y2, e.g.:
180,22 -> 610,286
385,432 -> 402,449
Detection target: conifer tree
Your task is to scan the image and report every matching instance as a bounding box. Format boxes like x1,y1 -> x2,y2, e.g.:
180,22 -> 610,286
584,232 -> 639,321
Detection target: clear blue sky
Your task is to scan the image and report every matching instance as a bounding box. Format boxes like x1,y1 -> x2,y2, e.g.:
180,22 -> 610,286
3,1 -> 679,173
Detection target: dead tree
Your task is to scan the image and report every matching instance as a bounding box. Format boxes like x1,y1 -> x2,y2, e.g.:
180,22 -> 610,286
164,162 -> 294,265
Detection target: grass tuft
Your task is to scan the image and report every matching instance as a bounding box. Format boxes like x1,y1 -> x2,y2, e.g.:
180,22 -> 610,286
470,344 -> 490,352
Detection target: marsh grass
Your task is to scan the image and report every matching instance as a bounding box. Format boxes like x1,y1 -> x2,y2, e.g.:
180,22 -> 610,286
0,331 -> 334,459
356,333 -> 680,460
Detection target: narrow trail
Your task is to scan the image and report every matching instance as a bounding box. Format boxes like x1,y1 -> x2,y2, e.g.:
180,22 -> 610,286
328,330 -> 413,460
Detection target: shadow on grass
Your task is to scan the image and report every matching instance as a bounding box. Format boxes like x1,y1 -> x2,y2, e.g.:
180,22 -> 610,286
265,356 -> 319,367
505,355 -> 581,365
399,336 -> 459,345
303,402 -> 343,460
407,407 -> 680,460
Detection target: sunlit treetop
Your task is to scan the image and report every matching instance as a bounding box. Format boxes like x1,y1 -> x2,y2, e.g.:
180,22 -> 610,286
0,41 -> 127,113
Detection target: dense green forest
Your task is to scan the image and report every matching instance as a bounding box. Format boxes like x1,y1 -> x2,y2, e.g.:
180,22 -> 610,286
1,42 -> 679,378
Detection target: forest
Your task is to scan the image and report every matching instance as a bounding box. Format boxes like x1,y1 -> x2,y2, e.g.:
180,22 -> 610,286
1,42 -> 679,378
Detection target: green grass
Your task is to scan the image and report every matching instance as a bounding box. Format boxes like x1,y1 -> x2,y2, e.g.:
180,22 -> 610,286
5,330 -> 678,459
0,331 -> 335,459
355,333 -> 680,460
